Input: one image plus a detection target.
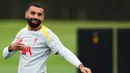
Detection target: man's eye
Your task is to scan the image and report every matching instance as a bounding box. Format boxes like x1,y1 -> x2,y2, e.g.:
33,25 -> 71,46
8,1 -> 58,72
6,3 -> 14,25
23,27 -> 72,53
30,12 -> 35,15
38,13 -> 42,16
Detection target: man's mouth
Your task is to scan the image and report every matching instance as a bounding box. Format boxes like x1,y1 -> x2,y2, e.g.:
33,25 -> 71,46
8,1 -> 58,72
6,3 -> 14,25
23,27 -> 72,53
26,18 -> 41,28
31,20 -> 38,24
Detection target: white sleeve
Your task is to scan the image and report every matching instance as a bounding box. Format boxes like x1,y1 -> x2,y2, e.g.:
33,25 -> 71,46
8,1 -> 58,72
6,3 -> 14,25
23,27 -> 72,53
46,30 -> 82,68
3,35 -> 19,59
3,28 -> 24,59
58,47 -> 82,68
3,46 -> 17,59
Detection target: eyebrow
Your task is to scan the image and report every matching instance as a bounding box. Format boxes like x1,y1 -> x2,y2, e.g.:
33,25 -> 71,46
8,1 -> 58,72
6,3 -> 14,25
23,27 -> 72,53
30,10 -> 43,13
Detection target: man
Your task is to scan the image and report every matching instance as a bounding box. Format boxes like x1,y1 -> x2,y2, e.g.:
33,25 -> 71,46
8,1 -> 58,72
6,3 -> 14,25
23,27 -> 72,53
3,2 -> 91,73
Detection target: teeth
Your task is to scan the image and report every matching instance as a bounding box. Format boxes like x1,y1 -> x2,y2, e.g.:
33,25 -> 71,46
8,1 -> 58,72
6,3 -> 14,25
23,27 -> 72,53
32,20 -> 37,23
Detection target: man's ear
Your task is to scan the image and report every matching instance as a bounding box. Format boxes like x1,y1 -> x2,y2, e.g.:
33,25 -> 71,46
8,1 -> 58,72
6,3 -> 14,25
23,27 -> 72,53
41,13 -> 44,21
25,11 -> 28,18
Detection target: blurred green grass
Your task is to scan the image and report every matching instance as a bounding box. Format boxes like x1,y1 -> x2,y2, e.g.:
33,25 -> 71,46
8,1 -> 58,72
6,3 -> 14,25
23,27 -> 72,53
0,19 -> 130,73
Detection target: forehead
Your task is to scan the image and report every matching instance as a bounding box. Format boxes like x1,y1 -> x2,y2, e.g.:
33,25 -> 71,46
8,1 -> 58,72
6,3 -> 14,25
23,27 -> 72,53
28,6 -> 44,13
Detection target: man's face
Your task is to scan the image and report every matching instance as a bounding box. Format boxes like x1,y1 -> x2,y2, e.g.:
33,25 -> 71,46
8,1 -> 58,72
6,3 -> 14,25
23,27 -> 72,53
25,6 -> 44,28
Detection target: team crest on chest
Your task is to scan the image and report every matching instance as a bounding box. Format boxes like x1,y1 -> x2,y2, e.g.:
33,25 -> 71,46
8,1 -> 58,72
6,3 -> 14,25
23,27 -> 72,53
34,38 -> 38,44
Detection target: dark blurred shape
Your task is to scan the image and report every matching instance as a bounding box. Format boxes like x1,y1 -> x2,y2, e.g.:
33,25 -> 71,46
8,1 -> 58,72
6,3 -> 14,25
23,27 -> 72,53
118,29 -> 130,73
77,29 -> 113,73
0,0 -> 130,20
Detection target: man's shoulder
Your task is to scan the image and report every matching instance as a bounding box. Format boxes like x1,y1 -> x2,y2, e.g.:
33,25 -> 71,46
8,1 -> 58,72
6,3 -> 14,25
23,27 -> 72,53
39,25 -> 51,41
16,28 -> 26,37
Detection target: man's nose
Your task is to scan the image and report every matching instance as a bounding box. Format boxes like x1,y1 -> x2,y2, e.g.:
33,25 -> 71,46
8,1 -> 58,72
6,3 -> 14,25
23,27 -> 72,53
34,14 -> 38,19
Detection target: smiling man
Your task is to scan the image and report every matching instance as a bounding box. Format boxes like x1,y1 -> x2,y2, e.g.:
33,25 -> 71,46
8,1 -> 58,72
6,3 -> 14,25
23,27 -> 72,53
3,1 -> 92,73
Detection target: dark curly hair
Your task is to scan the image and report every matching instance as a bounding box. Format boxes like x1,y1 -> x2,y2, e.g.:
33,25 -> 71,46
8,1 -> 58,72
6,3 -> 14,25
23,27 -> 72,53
26,1 -> 44,11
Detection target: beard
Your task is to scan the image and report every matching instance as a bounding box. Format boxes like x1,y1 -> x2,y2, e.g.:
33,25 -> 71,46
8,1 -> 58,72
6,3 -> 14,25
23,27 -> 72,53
26,18 -> 41,28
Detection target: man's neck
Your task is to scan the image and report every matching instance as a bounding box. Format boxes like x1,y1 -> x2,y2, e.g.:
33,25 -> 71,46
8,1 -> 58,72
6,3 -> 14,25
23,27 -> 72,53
28,24 -> 42,31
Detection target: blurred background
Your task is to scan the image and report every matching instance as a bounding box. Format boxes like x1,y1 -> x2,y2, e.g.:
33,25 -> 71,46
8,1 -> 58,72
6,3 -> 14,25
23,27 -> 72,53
0,0 -> 130,73
1,0 -> 130,20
